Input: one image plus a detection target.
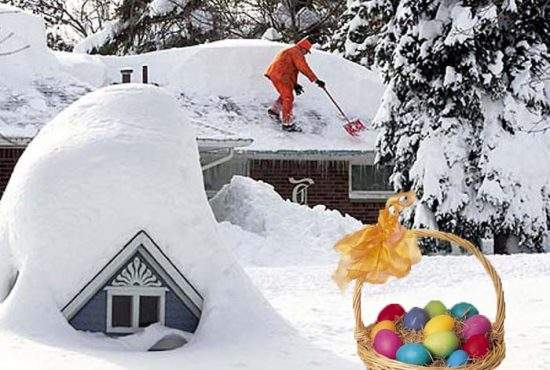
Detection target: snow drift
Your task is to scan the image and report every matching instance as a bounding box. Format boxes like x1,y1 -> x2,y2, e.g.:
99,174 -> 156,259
0,84 -> 356,369
211,176 -> 362,266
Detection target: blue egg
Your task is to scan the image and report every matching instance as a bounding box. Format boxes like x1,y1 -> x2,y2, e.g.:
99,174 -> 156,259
396,343 -> 431,365
403,307 -> 429,331
450,302 -> 479,321
447,349 -> 469,367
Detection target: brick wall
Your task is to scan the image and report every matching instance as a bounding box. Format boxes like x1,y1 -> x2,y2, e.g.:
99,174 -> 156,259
249,159 -> 384,224
0,147 -> 25,198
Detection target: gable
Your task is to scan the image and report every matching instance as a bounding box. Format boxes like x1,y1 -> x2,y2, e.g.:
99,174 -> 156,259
62,230 -> 203,321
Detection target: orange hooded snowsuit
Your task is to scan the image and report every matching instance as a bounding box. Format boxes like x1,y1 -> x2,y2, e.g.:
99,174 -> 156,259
265,43 -> 318,123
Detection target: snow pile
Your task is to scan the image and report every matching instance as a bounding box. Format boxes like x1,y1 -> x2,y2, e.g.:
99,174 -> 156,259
211,176 -> 362,266
0,4 -> 91,138
0,84 -> 356,369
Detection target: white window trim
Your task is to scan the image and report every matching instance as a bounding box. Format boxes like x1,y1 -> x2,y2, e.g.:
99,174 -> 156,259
105,286 -> 168,334
348,162 -> 394,200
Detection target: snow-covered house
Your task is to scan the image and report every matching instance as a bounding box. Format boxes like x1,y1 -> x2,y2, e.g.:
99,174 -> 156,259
0,7 -> 390,224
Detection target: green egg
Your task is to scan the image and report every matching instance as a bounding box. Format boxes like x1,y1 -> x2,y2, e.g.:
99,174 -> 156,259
424,300 -> 448,318
423,331 -> 459,358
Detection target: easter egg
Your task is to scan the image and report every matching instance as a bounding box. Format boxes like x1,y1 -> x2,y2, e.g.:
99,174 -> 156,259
424,314 -> 455,336
396,343 -> 431,365
403,307 -> 429,331
462,315 -> 492,339
424,300 -> 448,318
451,302 -> 479,321
447,349 -> 470,367
423,331 -> 459,358
370,320 -> 397,340
373,329 -> 402,359
463,334 -> 490,358
376,304 -> 406,322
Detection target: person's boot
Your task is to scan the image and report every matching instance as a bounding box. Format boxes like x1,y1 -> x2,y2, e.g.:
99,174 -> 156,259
267,108 -> 280,121
282,123 -> 303,133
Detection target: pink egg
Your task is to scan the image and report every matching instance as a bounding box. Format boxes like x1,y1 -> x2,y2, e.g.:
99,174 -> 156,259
462,314 -> 492,339
373,329 -> 402,359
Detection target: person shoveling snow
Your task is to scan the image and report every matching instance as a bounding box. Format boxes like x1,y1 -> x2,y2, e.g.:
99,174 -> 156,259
264,37 -> 325,132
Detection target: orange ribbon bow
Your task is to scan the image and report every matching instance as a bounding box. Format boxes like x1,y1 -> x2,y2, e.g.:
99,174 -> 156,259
333,192 -> 421,290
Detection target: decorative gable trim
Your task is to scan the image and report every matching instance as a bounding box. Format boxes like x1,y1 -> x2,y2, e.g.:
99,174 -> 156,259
62,230 -> 203,320
111,256 -> 162,287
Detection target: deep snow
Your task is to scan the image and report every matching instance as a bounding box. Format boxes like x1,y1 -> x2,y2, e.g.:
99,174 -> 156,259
0,84 -> 358,370
1,5 -> 385,151
211,176 -> 362,266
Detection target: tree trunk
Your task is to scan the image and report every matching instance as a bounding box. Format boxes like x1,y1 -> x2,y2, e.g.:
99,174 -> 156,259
493,233 -> 520,254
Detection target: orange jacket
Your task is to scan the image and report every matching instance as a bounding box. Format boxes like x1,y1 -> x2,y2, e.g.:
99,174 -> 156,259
265,45 -> 318,86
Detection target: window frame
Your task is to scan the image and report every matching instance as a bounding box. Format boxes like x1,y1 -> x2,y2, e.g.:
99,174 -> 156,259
348,161 -> 394,200
105,286 -> 168,334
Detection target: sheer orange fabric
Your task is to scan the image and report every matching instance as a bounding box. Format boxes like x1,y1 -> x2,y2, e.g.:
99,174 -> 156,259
333,192 -> 421,290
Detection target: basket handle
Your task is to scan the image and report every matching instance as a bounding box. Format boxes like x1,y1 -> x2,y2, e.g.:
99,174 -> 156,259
353,229 -> 506,337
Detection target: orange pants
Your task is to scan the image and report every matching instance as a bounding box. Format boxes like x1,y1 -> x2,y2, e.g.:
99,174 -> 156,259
270,79 -> 294,124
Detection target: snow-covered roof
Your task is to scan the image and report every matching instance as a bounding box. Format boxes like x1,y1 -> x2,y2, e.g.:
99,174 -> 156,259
1,13 -> 385,153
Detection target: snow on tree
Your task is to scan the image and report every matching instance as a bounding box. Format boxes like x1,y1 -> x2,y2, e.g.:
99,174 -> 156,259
326,0 -> 397,67
76,0 -> 220,55
369,0 -> 550,253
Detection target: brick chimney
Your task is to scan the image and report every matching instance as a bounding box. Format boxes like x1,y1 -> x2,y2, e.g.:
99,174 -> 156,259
120,68 -> 133,83
142,65 -> 148,84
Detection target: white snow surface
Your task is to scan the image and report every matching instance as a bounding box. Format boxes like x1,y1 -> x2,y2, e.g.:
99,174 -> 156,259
0,84 -> 357,370
1,8 -> 384,152
211,176 -> 362,266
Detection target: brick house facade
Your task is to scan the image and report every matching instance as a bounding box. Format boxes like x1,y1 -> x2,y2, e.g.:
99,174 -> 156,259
0,147 -> 25,198
1,147 -> 391,225
249,159 -> 385,224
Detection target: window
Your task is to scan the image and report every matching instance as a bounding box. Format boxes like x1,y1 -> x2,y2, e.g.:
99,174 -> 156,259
349,163 -> 393,200
105,287 -> 167,334
112,295 -> 132,328
139,296 -> 160,328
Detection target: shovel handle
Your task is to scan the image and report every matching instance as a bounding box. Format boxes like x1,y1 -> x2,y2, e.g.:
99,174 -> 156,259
322,87 -> 352,124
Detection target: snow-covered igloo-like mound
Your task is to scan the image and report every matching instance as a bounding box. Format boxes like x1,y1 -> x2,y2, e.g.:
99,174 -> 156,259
0,84 -> 227,337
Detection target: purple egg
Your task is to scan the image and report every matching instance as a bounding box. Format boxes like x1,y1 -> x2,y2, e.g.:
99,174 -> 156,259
462,314 -> 492,339
373,329 -> 402,359
403,307 -> 429,331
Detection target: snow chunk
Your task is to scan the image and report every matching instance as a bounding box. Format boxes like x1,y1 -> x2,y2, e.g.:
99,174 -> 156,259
211,176 -> 362,266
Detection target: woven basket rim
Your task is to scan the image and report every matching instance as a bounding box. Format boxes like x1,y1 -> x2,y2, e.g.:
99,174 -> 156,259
352,229 -> 506,370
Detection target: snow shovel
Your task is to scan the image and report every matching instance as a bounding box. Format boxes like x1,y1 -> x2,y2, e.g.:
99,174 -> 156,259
322,87 -> 366,137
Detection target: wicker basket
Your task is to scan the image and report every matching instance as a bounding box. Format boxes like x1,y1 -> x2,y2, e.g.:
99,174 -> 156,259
352,229 -> 506,370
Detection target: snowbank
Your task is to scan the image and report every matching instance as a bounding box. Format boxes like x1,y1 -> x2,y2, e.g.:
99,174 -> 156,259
211,176 -> 362,266
0,5 -> 91,138
0,84 -> 356,369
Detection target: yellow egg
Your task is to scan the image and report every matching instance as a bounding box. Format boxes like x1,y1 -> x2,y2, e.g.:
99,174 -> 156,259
371,320 -> 397,340
424,314 -> 455,337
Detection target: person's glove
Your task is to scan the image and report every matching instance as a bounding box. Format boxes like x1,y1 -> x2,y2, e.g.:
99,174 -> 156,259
294,84 -> 304,95
315,80 -> 326,88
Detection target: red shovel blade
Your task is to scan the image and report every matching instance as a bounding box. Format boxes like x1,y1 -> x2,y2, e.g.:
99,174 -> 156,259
343,119 -> 366,136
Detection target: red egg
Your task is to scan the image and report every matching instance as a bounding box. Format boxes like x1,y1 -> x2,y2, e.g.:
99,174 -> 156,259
377,304 -> 406,322
463,334 -> 490,358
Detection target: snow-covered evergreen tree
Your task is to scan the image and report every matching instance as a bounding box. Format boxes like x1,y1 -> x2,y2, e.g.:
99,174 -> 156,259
369,0 -> 549,253
80,0 -> 219,55
327,0 -> 397,67
476,0 -> 550,253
